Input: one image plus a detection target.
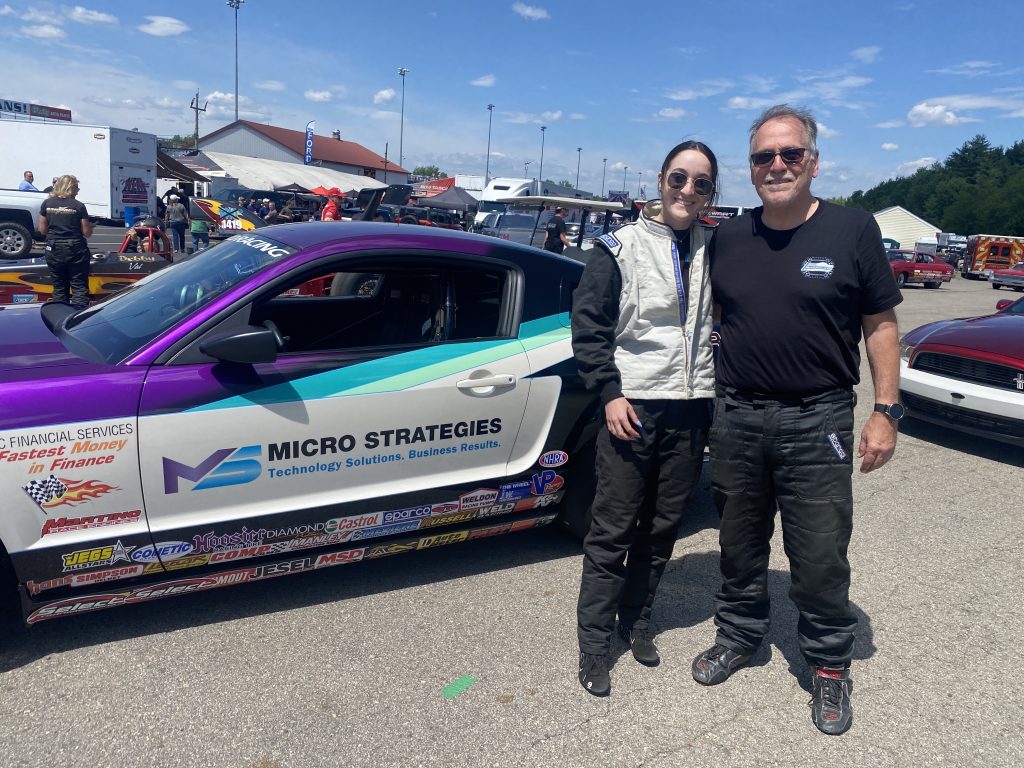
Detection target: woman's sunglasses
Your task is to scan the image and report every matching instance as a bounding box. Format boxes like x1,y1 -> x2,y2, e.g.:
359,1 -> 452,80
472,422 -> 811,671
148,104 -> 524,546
750,147 -> 808,167
666,172 -> 714,196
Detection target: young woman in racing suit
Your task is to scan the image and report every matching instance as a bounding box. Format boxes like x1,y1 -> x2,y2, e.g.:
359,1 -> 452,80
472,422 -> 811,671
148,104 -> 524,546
571,140 -> 719,696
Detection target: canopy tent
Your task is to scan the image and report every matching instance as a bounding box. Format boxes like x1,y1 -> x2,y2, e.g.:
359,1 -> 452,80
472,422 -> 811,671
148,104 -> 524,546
203,151 -> 386,194
418,185 -> 478,212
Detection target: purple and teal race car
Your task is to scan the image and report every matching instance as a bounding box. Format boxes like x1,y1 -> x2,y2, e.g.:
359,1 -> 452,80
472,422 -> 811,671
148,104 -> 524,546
0,223 -> 600,624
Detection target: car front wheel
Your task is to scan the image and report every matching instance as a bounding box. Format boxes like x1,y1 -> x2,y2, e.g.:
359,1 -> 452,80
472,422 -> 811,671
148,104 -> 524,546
895,272 -> 907,288
0,222 -> 32,258
992,282 -> 1001,290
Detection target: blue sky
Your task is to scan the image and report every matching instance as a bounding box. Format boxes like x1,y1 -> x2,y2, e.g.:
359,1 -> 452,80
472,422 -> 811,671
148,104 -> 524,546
3,0 -> 1023,206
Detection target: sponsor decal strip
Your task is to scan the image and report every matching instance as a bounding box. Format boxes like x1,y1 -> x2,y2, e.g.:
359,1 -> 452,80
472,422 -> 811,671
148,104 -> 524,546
26,514 -> 558,624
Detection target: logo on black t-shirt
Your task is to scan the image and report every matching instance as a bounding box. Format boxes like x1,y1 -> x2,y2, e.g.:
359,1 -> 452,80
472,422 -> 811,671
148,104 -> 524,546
800,257 -> 835,280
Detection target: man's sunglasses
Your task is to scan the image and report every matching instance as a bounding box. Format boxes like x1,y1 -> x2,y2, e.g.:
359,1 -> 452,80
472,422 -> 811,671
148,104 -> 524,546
666,171 -> 714,196
750,147 -> 809,167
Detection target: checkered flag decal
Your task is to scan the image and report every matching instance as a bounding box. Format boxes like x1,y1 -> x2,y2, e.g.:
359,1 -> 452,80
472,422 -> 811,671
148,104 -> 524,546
22,475 -> 68,508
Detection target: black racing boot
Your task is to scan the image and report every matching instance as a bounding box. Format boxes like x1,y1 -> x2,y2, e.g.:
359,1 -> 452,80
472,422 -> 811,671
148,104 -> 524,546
691,643 -> 753,686
578,652 -> 611,696
809,666 -> 853,735
618,624 -> 660,666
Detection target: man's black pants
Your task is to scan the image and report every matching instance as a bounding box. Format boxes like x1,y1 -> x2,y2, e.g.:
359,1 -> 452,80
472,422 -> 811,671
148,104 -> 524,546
709,389 -> 856,668
45,239 -> 90,307
577,398 -> 710,655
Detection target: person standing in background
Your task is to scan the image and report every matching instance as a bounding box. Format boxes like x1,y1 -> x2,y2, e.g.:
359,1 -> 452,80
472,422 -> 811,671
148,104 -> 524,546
164,194 -> 189,253
38,174 -> 93,308
19,171 -> 39,191
543,207 -> 571,253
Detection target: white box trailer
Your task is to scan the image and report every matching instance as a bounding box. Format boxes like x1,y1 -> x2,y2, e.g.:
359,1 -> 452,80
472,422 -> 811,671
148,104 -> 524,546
0,120 -> 157,222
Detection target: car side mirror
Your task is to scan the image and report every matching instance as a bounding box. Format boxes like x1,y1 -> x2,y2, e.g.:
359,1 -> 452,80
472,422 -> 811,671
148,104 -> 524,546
996,299 -> 1012,312
200,326 -> 278,364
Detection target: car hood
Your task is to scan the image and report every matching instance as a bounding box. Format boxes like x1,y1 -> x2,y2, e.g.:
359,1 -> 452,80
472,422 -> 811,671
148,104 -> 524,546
908,313 -> 1024,360
0,305 -> 91,372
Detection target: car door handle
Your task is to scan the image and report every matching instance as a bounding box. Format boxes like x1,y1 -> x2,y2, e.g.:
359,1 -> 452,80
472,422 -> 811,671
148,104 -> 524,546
456,374 -> 516,390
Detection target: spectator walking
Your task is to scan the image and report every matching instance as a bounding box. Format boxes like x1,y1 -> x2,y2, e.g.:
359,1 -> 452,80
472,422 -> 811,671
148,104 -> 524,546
572,141 -> 720,696
19,171 -> 39,191
692,104 -> 902,735
38,174 -> 93,308
164,194 -> 189,253
189,217 -> 211,252
543,207 -> 571,253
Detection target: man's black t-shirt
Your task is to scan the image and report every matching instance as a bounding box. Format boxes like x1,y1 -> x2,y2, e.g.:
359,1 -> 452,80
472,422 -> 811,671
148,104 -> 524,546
544,215 -> 567,253
709,200 -> 902,397
40,197 -> 89,243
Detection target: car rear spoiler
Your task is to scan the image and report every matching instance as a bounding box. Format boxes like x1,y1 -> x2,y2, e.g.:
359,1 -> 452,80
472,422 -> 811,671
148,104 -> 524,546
495,195 -> 625,247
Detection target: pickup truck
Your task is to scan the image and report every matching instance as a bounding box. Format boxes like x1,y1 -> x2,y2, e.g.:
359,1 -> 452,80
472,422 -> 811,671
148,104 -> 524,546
887,249 -> 954,289
0,188 -> 46,258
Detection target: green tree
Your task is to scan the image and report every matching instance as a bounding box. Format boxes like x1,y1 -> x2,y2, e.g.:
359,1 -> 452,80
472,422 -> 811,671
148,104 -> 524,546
413,165 -> 446,179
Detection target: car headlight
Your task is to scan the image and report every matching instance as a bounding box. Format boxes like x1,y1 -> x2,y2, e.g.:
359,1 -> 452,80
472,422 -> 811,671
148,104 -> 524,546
899,338 -> 916,362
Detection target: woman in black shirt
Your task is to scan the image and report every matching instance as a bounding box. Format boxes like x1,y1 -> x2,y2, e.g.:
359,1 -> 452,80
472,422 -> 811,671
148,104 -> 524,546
38,174 -> 93,308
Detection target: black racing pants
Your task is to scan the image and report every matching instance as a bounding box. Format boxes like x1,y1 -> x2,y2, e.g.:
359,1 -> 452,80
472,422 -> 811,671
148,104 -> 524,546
709,388 -> 856,668
577,398 -> 711,655
45,238 -> 90,307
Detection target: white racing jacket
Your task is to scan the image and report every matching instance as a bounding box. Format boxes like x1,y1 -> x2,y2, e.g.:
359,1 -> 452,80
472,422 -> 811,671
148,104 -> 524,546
572,200 -> 715,402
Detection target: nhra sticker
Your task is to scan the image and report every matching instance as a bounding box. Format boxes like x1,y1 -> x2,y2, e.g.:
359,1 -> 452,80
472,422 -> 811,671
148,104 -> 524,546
800,257 -> 835,280
538,451 -> 568,468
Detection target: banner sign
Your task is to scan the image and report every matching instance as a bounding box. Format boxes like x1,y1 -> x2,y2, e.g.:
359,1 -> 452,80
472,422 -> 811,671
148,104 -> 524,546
412,177 -> 455,197
304,121 -> 315,165
0,99 -> 72,121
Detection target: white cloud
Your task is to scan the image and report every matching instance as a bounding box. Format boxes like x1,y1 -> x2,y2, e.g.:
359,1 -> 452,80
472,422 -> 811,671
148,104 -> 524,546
928,61 -> 996,77
657,107 -> 688,119
21,24 -> 65,39
512,2 -> 549,20
0,6 -> 16,16
742,75 -> 777,93
569,113 -> 586,120
540,110 -> 562,121
897,157 -> 936,175
817,122 -> 840,138
875,119 -> 904,128
726,96 -> 773,110
70,6 -> 117,24
666,80 -> 732,101
137,16 -> 189,36
907,102 -> 973,127
305,89 -> 333,103
851,46 -> 880,64
504,110 -> 562,124
881,142 -> 899,151
172,80 -> 198,91
373,88 -> 395,105
470,74 -> 496,87
22,8 -> 62,24
255,80 -> 287,92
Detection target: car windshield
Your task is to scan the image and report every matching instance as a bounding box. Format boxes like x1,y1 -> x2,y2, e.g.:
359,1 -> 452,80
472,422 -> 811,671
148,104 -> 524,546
63,233 -> 297,364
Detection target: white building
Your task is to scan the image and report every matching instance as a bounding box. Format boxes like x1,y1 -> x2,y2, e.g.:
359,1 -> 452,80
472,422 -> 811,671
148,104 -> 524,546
873,205 -> 940,250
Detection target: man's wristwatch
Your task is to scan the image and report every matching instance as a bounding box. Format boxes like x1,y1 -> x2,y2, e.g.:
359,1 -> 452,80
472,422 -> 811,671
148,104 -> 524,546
873,403 -> 906,421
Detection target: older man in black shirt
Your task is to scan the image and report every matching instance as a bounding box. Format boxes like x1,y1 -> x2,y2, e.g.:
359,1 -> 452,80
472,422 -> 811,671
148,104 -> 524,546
692,105 -> 902,736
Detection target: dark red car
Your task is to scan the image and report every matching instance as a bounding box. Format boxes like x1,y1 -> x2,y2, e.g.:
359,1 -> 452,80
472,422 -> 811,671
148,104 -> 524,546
887,249 -> 954,289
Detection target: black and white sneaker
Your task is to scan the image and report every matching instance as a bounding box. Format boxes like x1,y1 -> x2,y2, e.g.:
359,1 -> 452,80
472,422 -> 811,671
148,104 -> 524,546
578,652 -> 610,696
809,666 -> 853,735
618,624 -> 660,666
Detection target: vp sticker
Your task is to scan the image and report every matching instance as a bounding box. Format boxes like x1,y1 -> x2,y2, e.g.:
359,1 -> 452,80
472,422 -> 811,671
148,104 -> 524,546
800,257 -> 835,280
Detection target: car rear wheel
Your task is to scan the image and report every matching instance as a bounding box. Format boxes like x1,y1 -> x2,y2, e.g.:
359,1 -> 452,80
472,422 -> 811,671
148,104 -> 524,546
557,430 -> 598,540
992,282 -> 1001,290
895,272 -> 907,288
0,222 -> 33,258
925,282 -> 941,289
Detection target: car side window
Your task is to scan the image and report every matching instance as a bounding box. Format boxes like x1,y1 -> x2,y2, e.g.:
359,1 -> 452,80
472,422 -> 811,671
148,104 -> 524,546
251,260 -> 509,352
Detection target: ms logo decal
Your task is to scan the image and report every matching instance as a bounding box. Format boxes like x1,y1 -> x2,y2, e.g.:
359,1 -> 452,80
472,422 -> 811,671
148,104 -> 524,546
162,446 -> 262,493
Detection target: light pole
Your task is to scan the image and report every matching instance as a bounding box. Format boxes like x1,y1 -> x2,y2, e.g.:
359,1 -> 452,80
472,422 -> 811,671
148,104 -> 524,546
538,125 -> 546,194
637,171 -> 642,198
398,67 -> 409,169
524,160 -> 532,177
227,0 -> 244,122
622,165 -> 628,194
575,147 -> 582,190
484,104 -> 495,184
601,158 -> 607,197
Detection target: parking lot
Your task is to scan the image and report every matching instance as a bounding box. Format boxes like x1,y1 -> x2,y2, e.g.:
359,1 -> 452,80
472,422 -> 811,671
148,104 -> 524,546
0,276 -> 1021,768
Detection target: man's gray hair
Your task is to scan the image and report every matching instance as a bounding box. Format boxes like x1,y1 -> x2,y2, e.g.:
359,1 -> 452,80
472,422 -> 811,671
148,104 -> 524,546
749,104 -> 818,154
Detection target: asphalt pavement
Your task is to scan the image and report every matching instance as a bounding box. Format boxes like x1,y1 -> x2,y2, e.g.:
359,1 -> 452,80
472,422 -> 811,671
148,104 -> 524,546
0,277 -> 1021,768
